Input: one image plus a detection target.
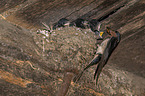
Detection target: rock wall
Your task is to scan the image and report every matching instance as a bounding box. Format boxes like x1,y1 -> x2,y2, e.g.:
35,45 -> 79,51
0,0 -> 145,95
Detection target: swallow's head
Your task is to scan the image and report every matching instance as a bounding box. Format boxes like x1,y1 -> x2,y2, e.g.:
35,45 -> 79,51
58,18 -> 70,26
106,27 -> 117,37
83,20 -> 89,27
106,27 -> 121,42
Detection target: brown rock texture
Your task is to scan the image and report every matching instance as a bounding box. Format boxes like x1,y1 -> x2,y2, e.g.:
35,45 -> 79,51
0,0 -> 145,95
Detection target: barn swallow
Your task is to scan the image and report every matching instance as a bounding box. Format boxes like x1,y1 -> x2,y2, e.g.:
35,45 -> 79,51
94,32 -> 121,85
88,19 -> 99,32
89,20 -> 104,38
70,18 -> 89,29
73,38 -> 110,82
53,18 -> 70,30
74,27 -> 121,85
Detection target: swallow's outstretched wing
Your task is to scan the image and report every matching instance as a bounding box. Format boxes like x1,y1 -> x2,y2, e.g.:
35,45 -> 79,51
94,31 -> 121,85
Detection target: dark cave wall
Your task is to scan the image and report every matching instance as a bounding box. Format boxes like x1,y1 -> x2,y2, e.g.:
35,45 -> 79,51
0,0 -> 127,29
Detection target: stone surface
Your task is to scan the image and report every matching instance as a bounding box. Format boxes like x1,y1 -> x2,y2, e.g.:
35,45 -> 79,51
0,0 -> 145,95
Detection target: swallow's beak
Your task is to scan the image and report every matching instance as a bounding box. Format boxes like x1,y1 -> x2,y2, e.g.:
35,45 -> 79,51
64,22 -> 70,26
99,32 -> 104,38
83,21 -> 89,25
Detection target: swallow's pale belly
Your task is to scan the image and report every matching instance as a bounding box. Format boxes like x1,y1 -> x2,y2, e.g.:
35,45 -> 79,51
96,38 -> 110,54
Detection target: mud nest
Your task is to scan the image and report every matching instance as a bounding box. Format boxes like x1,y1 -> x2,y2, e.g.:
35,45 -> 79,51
33,27 -> 97,72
